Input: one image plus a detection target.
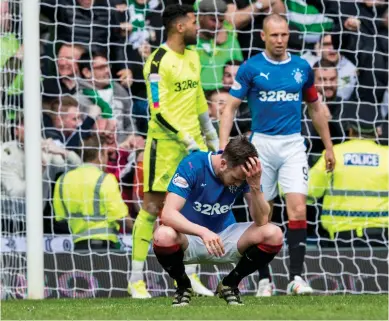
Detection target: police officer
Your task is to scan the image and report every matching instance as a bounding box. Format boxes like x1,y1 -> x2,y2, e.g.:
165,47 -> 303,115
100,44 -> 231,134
53,134 -> 130,250
308,106 -> 388,244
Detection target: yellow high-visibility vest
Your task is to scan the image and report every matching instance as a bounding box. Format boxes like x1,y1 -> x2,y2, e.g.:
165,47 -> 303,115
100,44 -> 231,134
53,165 -> 128,243
308,140 -> 388,239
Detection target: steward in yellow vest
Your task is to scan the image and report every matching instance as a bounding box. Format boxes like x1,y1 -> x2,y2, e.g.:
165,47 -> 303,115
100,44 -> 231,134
308,108 -> 388,240
53,135 -> 129,250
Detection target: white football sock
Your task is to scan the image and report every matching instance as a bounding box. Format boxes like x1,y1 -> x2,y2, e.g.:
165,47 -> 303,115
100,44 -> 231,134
129,260 -> 145,283
185,264 -> 197,276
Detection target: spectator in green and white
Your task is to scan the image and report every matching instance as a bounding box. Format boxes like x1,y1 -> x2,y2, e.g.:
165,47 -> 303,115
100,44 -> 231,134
284,0 -> 333,52
302,34 -> 357,101
115,0 -> 164,135
224,0 -> 285,59
193,0 -> 243,91
77,51 -> 143,145
40,0 -> 133,88
307,0 -> 388,106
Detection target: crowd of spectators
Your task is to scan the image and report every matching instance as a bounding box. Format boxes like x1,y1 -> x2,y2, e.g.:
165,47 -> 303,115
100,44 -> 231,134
1,0 -> 388,247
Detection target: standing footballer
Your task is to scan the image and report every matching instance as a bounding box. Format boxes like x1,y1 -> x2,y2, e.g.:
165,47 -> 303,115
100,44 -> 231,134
128,5 -> 219,298
219,14 -> 335,295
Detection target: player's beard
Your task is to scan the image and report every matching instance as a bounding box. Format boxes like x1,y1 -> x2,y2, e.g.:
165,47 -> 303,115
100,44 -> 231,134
184,32 -> 197,46
218,172 -> 230,187
217,171 -> 225,184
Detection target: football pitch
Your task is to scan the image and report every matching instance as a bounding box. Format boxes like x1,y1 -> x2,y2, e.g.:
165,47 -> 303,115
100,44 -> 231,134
2,295 -> 388,320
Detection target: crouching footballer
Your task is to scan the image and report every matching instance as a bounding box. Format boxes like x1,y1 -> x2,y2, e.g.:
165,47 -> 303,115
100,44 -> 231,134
153,136 -> 283,306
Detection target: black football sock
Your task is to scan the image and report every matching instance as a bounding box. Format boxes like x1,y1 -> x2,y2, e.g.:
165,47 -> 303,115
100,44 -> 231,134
258,265 -> 271,282
223,243 -> 282,288
153,244 -> 191,289
287,220 -> 307,281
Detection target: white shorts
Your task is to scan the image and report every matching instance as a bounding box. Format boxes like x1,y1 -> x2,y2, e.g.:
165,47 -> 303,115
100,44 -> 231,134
251,132 -> 309,201
183,222 -> 252,264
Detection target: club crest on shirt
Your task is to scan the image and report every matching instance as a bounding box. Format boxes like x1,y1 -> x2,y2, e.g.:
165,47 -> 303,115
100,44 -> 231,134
189,61 -> 196,73
231,80 -> 242,90
173,173 -> 189,188
228,185 -> 239,193
291,68 -> 303,84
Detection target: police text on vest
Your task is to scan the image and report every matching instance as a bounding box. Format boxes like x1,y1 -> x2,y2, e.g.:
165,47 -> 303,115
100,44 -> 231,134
344,153 -> 379,166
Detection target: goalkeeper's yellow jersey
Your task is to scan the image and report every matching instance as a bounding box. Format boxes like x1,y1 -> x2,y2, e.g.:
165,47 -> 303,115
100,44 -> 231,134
143,44 -> 208,140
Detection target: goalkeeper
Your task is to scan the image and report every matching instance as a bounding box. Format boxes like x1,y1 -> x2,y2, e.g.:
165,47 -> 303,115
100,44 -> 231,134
128,4 -> 219,298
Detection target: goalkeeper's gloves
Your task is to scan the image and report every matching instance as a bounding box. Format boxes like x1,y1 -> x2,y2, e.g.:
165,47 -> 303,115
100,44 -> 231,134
205,128 -> 219,152
178,131 -> 200,153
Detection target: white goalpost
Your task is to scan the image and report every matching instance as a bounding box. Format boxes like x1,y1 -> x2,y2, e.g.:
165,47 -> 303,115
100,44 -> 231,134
23,0 -> 44,299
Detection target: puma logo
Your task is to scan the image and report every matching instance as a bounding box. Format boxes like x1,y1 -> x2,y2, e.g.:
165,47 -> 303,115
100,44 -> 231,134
152,61 -> 160,67
260,72 -> 270,80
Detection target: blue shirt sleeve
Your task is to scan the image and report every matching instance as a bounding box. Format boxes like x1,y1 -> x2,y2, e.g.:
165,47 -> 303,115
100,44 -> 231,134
229,62 -> 252,100
167,160 -> 196,199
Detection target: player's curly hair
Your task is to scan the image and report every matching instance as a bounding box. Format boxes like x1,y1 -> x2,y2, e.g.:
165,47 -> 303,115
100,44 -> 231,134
222,136 -> 258,168
162,4 -> 194,32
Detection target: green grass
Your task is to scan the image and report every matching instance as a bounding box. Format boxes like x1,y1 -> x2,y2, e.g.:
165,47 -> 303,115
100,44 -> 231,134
2,295 -> 388,320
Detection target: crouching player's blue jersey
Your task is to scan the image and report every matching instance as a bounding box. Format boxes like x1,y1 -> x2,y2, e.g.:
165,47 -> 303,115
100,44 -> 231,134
167,151 -> 249,233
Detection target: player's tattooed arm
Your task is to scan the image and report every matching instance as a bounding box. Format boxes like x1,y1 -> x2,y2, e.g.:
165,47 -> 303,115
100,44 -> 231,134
242,157 -> 270,226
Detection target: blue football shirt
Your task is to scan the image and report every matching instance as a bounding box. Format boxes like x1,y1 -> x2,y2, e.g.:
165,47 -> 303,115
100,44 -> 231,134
230,52 -> 317,136
167,151 -> 249,233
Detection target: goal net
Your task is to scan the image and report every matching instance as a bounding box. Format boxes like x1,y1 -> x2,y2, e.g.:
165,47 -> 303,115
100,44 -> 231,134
1,0 -> 388,299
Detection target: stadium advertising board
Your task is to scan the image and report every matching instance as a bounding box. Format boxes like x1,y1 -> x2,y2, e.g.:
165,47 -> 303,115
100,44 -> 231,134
1,248 -> 387,299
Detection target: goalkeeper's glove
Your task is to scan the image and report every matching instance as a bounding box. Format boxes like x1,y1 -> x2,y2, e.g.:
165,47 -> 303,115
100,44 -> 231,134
178,132 -> 200,153
198,111 -> 219,152
205,128 -> 219,152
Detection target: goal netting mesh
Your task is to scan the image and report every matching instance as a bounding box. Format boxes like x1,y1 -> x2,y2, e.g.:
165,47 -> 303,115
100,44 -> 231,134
1,0 -> 388,299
